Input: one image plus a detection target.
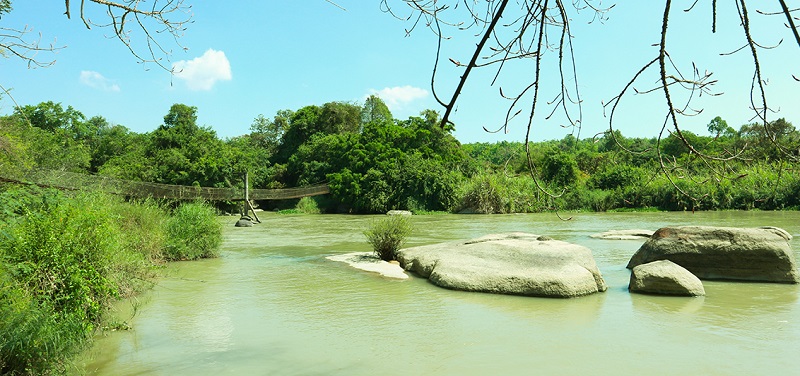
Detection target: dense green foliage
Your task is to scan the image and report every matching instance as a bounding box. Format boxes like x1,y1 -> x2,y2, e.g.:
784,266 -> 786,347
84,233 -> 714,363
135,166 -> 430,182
0,187 -> 221,375
364,215 -> 413,261
2,98 -> 799,217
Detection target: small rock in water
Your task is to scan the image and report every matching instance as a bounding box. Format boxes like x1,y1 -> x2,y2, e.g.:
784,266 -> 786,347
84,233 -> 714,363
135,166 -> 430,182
629,260 -> 705,296
234,216 -> 253,227
590,229 -> 654,240
327,252 -> 408,279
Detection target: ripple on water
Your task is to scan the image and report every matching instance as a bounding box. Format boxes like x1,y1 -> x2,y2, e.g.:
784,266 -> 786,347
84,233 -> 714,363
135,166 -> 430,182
85,212 -> 800,375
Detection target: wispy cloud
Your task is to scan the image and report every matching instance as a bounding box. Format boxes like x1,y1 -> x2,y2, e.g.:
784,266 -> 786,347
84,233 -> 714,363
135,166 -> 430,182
367,85 -> 429,111
79,71 -> 120,92
172,49 -> 232,91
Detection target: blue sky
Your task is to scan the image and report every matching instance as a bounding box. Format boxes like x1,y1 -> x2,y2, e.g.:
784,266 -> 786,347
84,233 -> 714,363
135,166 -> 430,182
1,1 -> 798,144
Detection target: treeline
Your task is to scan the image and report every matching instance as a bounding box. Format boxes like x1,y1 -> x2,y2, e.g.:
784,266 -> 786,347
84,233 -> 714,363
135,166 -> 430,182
2,99 -> 799,214
463,123 -> 800,212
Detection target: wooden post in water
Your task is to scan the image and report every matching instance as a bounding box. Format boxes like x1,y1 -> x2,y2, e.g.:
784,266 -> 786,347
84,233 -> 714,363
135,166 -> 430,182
244,171 -> 249,217
243,171 -> 261,223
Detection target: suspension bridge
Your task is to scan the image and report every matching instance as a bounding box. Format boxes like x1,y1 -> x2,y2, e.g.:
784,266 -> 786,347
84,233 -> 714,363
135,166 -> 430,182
0,169 -> 329,201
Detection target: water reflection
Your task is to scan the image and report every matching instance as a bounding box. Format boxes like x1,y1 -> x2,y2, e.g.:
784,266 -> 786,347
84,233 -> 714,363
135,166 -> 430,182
84,212 -> 800,375
630,293 -> 706,314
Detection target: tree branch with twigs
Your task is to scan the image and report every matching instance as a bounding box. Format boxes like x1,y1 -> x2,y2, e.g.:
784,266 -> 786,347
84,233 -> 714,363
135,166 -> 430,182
1,1 -> 191,72
383,0 -> 800,210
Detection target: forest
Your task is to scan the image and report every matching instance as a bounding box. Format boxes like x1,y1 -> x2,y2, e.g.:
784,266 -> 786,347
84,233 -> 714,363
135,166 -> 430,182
2,96 -> 799,215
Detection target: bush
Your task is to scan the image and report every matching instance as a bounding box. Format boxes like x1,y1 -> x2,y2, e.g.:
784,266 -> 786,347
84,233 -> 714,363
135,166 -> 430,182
295,196 -> 321,214
0,276 -> 86,375
457,173 -> 547,214
364,216 -> 412,261
589,164 -> 645,190
0,191 -> 126,374
163,202 -> 222,261
0,188 -> 223,375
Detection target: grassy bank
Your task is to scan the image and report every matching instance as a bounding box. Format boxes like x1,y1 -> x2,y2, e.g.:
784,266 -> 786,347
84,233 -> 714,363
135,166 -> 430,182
454,162 -> 800,214
0,186 -> 222,375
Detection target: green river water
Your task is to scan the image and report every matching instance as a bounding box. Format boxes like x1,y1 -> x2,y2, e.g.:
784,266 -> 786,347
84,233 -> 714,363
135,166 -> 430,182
81,211 -> 800,375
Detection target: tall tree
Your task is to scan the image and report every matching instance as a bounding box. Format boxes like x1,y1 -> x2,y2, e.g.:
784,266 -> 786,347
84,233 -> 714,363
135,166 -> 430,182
707,116 -> 729,136
144,104 -> 231,187
361,95 -> 393,125
13,101 -> 85,135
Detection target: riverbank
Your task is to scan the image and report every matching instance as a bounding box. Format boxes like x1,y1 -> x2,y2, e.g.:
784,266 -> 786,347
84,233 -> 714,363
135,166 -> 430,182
0,186 -> 222,375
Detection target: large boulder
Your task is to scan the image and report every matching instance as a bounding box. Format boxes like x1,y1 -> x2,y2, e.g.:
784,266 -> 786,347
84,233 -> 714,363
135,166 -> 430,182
396,232 -> 607,298
627,226 -> 799,283
629,260 -> 705,296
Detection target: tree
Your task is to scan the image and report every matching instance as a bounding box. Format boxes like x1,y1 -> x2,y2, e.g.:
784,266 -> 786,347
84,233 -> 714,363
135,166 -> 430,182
707,116 -> 729,137
541,151 -> 579,187
738,118 -> 800,161
383,0 -> 800,203
361,95 -> 393,125
142,104 -> 232,187
12,101 -> 85,134
249,113 -> 287,155
272,102 -> 362,165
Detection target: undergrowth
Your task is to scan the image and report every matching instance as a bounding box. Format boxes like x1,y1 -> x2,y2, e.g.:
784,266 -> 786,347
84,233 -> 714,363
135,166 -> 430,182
0,186 -> 222,375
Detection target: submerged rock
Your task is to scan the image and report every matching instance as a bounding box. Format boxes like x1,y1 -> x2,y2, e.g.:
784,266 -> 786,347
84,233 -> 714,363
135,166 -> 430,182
629,260 -> 705,296
396,232 -> 607,298
627,226 -> 799,283
327,252 -> 408,279
590,229 -> 654,240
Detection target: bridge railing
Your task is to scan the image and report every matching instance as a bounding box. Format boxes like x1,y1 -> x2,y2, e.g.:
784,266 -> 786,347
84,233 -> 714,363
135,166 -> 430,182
0,169 -> 328,201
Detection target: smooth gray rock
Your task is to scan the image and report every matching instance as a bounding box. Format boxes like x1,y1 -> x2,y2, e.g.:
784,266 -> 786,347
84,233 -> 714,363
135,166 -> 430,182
387,210 -> 413,216
629,260 -> 705,296
590,229 -> 654,240
396,232 -> 607,298
627,226 -> 799,283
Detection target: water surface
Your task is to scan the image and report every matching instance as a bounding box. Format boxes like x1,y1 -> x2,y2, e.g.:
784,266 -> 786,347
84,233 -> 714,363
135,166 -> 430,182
82,211 -> 800,375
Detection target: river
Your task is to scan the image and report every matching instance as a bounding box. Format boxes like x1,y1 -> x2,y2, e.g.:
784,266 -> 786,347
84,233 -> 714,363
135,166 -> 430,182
81,211 -> 800,375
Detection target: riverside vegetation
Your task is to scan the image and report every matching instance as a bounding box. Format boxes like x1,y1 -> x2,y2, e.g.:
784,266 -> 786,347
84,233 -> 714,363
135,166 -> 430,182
0,186 -> 221,375
3,99 -> 798,215
0,96 -> 798,374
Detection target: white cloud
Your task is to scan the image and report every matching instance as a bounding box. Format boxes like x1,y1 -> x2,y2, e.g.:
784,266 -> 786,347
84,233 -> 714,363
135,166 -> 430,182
368,85 -> 429,111
172,49 -> 232,91
79,71 -> 120,92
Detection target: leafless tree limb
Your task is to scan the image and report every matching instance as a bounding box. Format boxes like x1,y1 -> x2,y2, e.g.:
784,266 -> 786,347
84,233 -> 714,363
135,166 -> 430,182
385,0 -> 799,207
1,1 -> 191,73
